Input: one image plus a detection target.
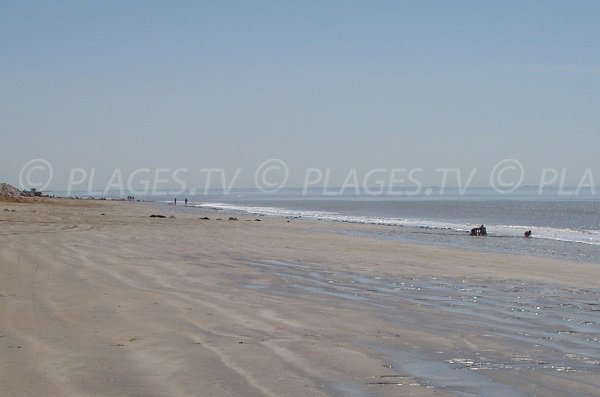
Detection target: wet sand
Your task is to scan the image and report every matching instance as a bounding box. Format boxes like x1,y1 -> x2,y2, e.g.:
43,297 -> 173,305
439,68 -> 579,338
1,199 -> 599,396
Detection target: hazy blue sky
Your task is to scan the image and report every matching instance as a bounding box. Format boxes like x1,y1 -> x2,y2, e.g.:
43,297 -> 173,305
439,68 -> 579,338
2,1 -> 599,190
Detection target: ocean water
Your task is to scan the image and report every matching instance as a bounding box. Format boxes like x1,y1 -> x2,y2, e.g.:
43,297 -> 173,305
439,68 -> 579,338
157,187 -> 600,263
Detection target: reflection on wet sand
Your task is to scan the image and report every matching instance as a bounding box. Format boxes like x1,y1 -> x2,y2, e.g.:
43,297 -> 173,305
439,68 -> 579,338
241,260 -> 600,397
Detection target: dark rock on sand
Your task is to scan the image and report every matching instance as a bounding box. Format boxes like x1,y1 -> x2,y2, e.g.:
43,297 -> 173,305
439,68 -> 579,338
149,214 -> 167,218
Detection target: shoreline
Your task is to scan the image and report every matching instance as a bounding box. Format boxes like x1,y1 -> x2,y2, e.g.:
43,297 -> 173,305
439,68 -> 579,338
4,197 -> 600,286
160,199 -> 600,265
1,199 -> 599,396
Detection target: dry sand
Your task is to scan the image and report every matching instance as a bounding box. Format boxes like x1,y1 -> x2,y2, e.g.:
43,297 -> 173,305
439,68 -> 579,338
1,199 -> 599,397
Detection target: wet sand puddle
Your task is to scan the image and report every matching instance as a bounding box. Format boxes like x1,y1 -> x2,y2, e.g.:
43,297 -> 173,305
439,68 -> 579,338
240,260 -> 600,397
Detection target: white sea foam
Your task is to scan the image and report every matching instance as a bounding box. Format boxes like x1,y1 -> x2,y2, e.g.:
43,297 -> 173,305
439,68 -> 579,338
193,202 -> 600,246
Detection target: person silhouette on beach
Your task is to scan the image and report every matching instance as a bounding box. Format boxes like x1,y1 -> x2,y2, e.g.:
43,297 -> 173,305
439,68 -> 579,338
524,230 -> 532,238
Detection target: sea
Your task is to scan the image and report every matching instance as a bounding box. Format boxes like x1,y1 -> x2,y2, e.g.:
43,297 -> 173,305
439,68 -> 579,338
154,187 -> 600,264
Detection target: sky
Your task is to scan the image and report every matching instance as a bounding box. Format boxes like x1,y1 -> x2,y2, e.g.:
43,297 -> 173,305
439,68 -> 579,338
1,1 -> 600,191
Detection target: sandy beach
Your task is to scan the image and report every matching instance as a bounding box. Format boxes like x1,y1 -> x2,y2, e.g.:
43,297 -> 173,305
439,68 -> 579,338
1,199 -> 599,397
